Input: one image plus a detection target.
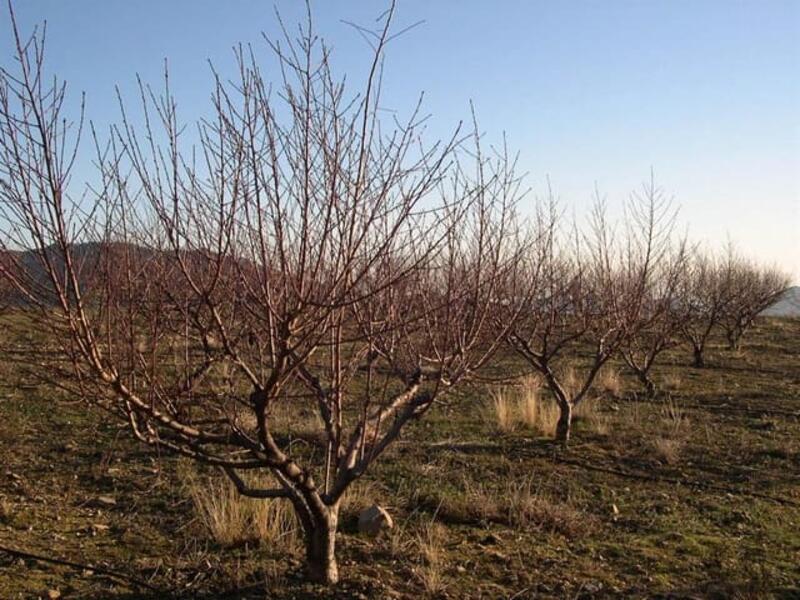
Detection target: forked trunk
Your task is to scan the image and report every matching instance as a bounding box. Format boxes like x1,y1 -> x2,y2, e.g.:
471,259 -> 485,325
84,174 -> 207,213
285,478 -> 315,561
304,504 -> 339,584
637,370 -> 657,398
555,401 -> 573,445
727,328 -> 744,352
692,346 -> 705,368
726,330 -> 736,351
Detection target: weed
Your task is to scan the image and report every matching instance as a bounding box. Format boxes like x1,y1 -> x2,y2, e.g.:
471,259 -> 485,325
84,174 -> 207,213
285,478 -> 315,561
488,385 -> 515,433
574,396 -> 609,435
184,470 -> 299,549
487,376 -> 560,436
650,396 -> 690,464
663,372 -> 683,392
415,519 -> 447,596
596,366 -> 622,397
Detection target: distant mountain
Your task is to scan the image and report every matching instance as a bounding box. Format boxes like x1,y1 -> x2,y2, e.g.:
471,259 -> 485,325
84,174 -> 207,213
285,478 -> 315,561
761,286 -> 800,317
0,242 -> 170,307
1,242 -> 259,308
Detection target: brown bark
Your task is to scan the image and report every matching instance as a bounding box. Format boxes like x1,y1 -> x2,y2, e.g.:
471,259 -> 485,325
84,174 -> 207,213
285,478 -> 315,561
636,370 -> 657,397
555,401 -> 572,445
692,346 -> 705,368
726,328 -> 743,352
304,505 -> 339,585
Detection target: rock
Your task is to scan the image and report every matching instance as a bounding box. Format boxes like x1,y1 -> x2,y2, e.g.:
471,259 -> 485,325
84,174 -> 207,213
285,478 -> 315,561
358,504 -> 393,537
47,590 -> 61,600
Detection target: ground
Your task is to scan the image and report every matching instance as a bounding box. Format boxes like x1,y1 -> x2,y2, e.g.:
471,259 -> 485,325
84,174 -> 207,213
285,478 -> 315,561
1,318 -> 798,599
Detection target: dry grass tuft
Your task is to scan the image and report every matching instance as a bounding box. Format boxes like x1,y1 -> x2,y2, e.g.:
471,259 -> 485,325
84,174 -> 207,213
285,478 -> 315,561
505,479 -> 589,538
651,437 -> 683,465
663,372 -> 683,392
460,477 -> 501,521
488,386 -> 515,433
184,470 -> 299,549
387,516 -> 414,559
487,376 -> 559,436
340,478 -> 381,517
620,398 -> 647,430
517,376 -> 540,429
232,402 -> 324,441
660,395 -> 687,431
596,367 -> 622,397
415,519 -> 447,596
650,396 -> 690,464
560,364 -> 581,400
532,397 -> 562,437
459,477 -> 591,539
518,376 -> 561,436
574,396 -> 610,435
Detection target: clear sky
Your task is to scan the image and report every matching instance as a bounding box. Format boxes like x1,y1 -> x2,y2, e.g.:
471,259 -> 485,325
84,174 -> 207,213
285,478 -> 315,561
3,1 -> 799,280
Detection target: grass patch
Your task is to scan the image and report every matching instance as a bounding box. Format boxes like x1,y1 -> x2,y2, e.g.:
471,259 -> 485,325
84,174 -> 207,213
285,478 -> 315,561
0,317 -> 798,598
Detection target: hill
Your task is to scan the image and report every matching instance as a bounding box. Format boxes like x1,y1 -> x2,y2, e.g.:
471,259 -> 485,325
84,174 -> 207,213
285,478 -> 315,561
762,286 -> 800,317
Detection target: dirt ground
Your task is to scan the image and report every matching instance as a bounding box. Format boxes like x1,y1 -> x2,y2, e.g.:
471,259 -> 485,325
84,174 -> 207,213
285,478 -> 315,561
1,318 -> 798,599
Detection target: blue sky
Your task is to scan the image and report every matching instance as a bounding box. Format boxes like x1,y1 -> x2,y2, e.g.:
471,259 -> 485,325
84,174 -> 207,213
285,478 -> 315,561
3,1 -> 799,280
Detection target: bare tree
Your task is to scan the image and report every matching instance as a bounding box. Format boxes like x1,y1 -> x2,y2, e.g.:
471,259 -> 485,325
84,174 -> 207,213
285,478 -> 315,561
617,178 -> 689,396
505,192 -> 646,444
675,248 -> 741,368
720,255 -> 789,351
0,5 -> 526,584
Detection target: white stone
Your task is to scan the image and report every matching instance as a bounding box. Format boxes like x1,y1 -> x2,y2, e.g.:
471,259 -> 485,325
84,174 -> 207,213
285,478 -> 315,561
357,504 -> 393,536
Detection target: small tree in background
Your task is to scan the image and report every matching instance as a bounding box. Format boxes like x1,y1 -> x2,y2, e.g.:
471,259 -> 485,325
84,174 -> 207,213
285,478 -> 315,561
675,249 -> 738,368
505,194 -> 648,444
617,178 -> 690,396
720,256 -> 789,351
0,4 -> 527,584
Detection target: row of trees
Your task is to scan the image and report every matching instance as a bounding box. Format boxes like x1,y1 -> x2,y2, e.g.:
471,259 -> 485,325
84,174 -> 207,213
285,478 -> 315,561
503,185 -> 788,443
0,4 -> 789,584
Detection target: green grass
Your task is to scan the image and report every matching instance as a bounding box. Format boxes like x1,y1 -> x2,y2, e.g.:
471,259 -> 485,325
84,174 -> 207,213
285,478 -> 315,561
0,318 -> 798,598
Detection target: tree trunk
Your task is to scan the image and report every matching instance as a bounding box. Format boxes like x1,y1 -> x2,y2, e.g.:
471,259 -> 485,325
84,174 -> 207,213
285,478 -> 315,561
637,370 -> 657,398
728,327 -> 744,352
726,330 -> 736,351
692,346 -> 705,368
304,505 -> 339,585
555,401 -> 572,445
